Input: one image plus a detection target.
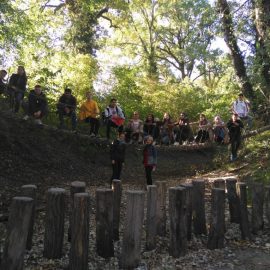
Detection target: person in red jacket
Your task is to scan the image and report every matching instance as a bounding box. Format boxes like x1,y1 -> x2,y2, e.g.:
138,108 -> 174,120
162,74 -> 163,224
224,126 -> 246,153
143,135 -> 157,185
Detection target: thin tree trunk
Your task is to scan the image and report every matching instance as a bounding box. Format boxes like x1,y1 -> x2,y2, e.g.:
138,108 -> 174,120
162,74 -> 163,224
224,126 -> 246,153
217,0 -> 254,100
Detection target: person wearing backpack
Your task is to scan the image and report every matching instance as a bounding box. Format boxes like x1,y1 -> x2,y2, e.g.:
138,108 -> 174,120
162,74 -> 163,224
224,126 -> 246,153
232,93 -> 252,129
104,98 -> 125,140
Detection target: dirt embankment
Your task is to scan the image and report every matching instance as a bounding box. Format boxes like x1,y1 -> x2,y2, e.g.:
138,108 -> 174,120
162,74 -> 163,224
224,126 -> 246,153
0,110 -> 215,210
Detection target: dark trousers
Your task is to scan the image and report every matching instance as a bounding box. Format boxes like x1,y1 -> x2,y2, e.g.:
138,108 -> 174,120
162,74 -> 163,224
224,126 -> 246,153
145,166 -> 153,185
111,161 -> 123,182
8,90 -> 24,113
175,126 -> 191,144
195,130 -> 209,143
59,109 -> 77,130
106,120 -> 123,139
85,117 -> 100,135
230,136 -> 241,158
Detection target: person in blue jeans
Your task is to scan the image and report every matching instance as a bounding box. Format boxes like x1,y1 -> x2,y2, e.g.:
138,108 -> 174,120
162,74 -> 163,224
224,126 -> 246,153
57,88 -> 77,131
8,66 -> 27,113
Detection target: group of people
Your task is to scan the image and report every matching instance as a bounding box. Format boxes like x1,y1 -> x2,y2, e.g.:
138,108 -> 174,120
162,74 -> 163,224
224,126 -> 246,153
1,66 -> 252,183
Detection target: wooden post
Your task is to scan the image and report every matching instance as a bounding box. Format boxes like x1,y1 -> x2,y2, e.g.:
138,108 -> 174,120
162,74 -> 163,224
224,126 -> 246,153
43,188 -> 66,259
69,193 -> 90,270
156,181 -> 167,236
213,178 -> 225,190
236,182 -> 251,240
180,183 -> 193,241
265,185 -> 270,226
207,188 -> 225,249
68,181 -> 86,241
21,184 -> 37,250
96,189 -> 114,258
120,191 -> 145,269
112,179 -> 122,241
1,197 -> 34,270
169,187 -> 187,257
226,178 -> 240,223
251,182 -> 264,233
192,179 -> 207,235
146,185 -> 157,251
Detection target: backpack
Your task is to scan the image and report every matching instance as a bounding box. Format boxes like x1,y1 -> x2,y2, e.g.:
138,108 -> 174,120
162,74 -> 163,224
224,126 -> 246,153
101,106 -> 125,124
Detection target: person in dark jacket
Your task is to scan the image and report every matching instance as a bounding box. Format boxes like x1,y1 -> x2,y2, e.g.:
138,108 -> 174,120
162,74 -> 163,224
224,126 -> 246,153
110,132 -> 126,183
8,66 -> 27,112
143,135 -> 157,185
22,85 -> 48,125
227,113 -> 244,161
57,88 -> 77,130
0,69 -> 7,96
174,112 -> 193,145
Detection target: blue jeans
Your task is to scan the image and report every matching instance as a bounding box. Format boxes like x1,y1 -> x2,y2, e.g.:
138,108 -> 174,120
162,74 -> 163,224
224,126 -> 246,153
59,109 -> 77,130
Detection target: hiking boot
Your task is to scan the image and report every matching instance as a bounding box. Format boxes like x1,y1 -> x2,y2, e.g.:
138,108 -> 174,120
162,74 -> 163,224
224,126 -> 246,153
90,133 -> 96,138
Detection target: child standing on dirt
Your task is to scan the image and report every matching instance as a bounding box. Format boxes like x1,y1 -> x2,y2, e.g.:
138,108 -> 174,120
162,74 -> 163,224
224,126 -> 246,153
110,132 -> 126,183
143,136 -> 157,185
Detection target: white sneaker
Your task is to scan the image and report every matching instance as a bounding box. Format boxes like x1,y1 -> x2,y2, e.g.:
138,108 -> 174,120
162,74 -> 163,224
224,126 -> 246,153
174,142 -> 179,146
90,133 -> 96,138
35,119 -> 43,125
23,115 -> 29,120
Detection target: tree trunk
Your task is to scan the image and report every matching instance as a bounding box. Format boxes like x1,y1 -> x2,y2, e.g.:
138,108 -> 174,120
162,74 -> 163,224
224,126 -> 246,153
217,0 -> 254,100
251,182 -> 264,233
112,179 -> 122,241
207,188 -> 225,249
226,178 -> 240,223
1,197 -> 34,270
192,179 -> 207,235
21,184 -> 37,251
146,185 -> 157,251
69,193 -> 90,270
96,189 -> 114,258
169,187 -> 187,257
156,181 -> 167,237
43,188 -> 66,259
120,191 -> 145,269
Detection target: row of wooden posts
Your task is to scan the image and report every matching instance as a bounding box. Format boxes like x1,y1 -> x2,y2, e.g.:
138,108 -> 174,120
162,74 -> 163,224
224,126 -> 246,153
1,178 -> 270,270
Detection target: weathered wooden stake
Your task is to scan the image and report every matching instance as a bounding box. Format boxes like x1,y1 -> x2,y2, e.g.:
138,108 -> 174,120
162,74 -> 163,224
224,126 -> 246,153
21,184 -> 37,250
112,179 -> 122,241
213,178 -> 225,190
68,181 -> 86,241
251,182 -> 264,233
96,189 -> 114,258
236,182 -> 251,240
43,188 -> 66,259
265,185 -> 270,226
192,179 -> 207,235
226,178 -> 240,223
120,191 -> 145,269
156,181 -> 167,236
180,183 -> 193,241
69,193 -> 90,270
1,197 -> 33,270
207,188 -> 225,249
146,185 -> 157,251
169,187 -> 187,257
